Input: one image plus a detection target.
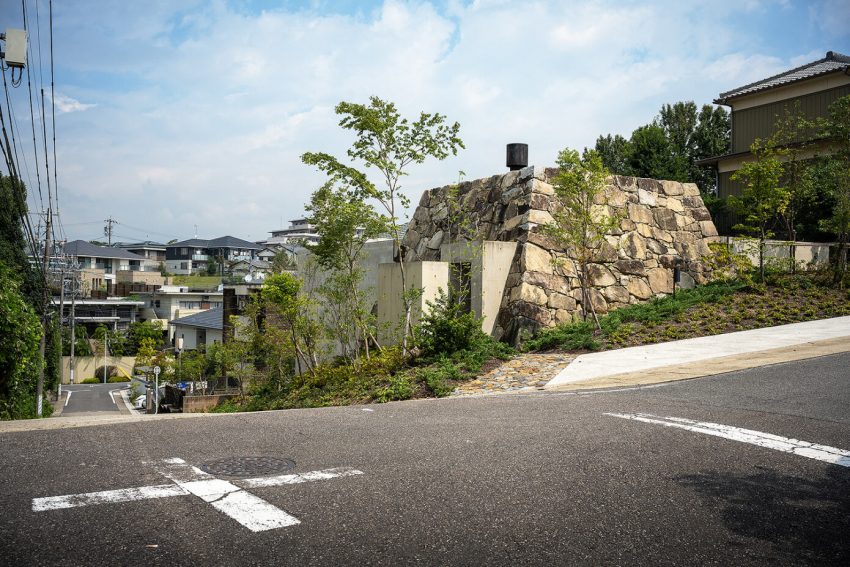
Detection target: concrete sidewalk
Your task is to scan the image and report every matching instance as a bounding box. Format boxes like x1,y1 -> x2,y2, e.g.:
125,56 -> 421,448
545,316 -> 850,391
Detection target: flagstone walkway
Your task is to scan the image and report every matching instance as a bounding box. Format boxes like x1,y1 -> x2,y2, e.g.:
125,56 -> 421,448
451,352 -> 576,396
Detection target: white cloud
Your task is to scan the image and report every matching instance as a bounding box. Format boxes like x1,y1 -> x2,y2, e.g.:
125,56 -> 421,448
52,93 -> 96,113
4,0 -> 837,242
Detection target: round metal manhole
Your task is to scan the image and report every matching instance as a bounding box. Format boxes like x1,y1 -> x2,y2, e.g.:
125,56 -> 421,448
199,456 -> 296,477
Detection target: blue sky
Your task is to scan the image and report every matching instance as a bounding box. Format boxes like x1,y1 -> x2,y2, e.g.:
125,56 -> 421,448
1,0 -> 848,243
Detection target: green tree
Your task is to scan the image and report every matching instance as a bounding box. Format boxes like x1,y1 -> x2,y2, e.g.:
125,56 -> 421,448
658,101 -> 698,182
542,148 -> 620,329
0,262 -> 45,420
306,181 -> 387,361
302,96 -> 464,354
771,103 -> 816,268
270,249 -> 295,273
0,175 -> 43,310
594,134 -> 632,175
628,124 -> 679,181
817,95 -> 850,284
262,273 -> 320,374
127,320 -> 165,354
206,258 -> 218,276
62,324 -> 93,356
730,138 -> 788,282
692,104 -> 731,192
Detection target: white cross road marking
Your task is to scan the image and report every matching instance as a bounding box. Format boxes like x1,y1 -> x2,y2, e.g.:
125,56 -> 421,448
32,458 -> 364,532
606,412 -> 850,468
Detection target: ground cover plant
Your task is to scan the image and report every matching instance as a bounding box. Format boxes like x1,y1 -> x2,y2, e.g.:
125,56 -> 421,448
523,271 -> 850,353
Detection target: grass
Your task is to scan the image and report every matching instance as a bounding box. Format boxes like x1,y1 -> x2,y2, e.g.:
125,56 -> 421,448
170,275 -> 222,289
523,273 -> 850,353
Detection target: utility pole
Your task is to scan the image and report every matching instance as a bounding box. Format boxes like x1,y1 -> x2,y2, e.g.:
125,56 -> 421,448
58,262 -> 65,392
35,210 -> 52,417
69,266 -> 76,385
102,333 -> 108,384
104,216 -> 116,245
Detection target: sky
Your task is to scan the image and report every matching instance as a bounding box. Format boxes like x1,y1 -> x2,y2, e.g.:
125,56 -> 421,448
1,0 -> 848,244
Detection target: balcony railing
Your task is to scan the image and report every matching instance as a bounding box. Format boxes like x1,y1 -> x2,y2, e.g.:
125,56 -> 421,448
192,254 -> 208,261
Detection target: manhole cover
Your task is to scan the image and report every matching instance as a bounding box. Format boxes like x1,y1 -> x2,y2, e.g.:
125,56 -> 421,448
199,456 -> 296,477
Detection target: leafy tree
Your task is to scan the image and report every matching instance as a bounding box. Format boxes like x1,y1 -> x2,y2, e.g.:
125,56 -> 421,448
594,134 -> 632,175
771,103 -> 816,268
627,124 -> 679,181
306,181 -> 387,361
302,96 -> 464,354
262,273 -> 320,374
62,324 -> 93,356
817,95 -> 850,284
658,101 -> 698,182
542,148 -> 620,329
127,320 -> 164,354
270,249 -> 295,273
730,138 -> 787,282
0,262 -> 44,420
692,104 -> 731,192
206,258 -> 218,276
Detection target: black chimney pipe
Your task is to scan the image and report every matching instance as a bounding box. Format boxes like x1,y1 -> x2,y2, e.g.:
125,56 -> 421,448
506,143 -> 528,171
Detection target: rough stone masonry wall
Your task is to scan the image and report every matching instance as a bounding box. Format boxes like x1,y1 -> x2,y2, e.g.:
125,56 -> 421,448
402,166 -> 718,343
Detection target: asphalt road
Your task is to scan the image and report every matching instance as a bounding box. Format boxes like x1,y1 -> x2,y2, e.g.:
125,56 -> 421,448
61,383 -> 124,414
3,353 -> 849,566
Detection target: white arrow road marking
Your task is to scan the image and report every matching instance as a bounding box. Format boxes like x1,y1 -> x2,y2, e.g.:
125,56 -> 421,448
606,413 -> 850,468
32,458 -> 364,532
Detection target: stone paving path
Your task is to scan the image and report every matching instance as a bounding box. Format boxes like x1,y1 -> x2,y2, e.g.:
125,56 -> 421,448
451,353 -> 576,396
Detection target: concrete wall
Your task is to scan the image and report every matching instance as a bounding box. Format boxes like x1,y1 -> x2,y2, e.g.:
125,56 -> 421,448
439,241 -> 517,335
116,270 -> 166,285
62,356 -> 136,384
183,394 -> 236,413
377,261 -> 450,345
171,326 -> 223,350
726,238 -> 831,268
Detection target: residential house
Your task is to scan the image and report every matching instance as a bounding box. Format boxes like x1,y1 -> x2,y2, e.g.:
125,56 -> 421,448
63,240 -> 150,296
141,285 -> 223,341
165,236 -> 262,275
58,298 -> 145,334
700,51 -> 850,201
170,308 -> 223,350
261,219 -> 320,247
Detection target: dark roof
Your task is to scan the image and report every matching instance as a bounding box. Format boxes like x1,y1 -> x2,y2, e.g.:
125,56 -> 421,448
171,308 -> 222,330
114,241 -> 166,250
64,240 -> 145,261
716,51 -> 850,104
169,236 -> 262,250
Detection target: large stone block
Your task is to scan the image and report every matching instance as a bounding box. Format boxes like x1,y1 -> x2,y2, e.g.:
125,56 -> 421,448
628,203 -> 653,225
627,278 -> 653,300
548,292 -> 577,311
602,285 -> 630,304
524,270 -> 569,293
700,221 -> 718,237
426,230 -> 444,250
621,232 -> 647,259
588,263 -> 617,286
661,180 -> 684,196
638,188 -> 657,206
648,267 -> 673,294
511,283 -> 548,306
615,258 -> 645,275
653,208 -> 678,231
522,243 -> 553,273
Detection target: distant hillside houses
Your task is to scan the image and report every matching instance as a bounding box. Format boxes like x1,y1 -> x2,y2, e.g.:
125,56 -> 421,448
165,236 -> 262,275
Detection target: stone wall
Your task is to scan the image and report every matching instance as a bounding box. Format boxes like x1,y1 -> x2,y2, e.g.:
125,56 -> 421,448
402,166 -> 718,343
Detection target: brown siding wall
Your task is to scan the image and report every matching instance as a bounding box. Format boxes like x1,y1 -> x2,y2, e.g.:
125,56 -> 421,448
731,84 -> 850,153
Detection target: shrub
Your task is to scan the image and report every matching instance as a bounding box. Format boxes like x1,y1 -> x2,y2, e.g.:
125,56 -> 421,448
374,374 -> 414,403
107,375 -> 130,383
416,290 -> 483,358
81,377 -> 100,384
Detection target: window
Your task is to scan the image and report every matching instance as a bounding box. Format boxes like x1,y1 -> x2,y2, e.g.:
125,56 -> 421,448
180,248 -> 188,255
180,262 -> 188,270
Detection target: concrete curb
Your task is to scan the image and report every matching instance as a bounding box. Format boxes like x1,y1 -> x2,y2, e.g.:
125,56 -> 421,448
545,336 -> 850,392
